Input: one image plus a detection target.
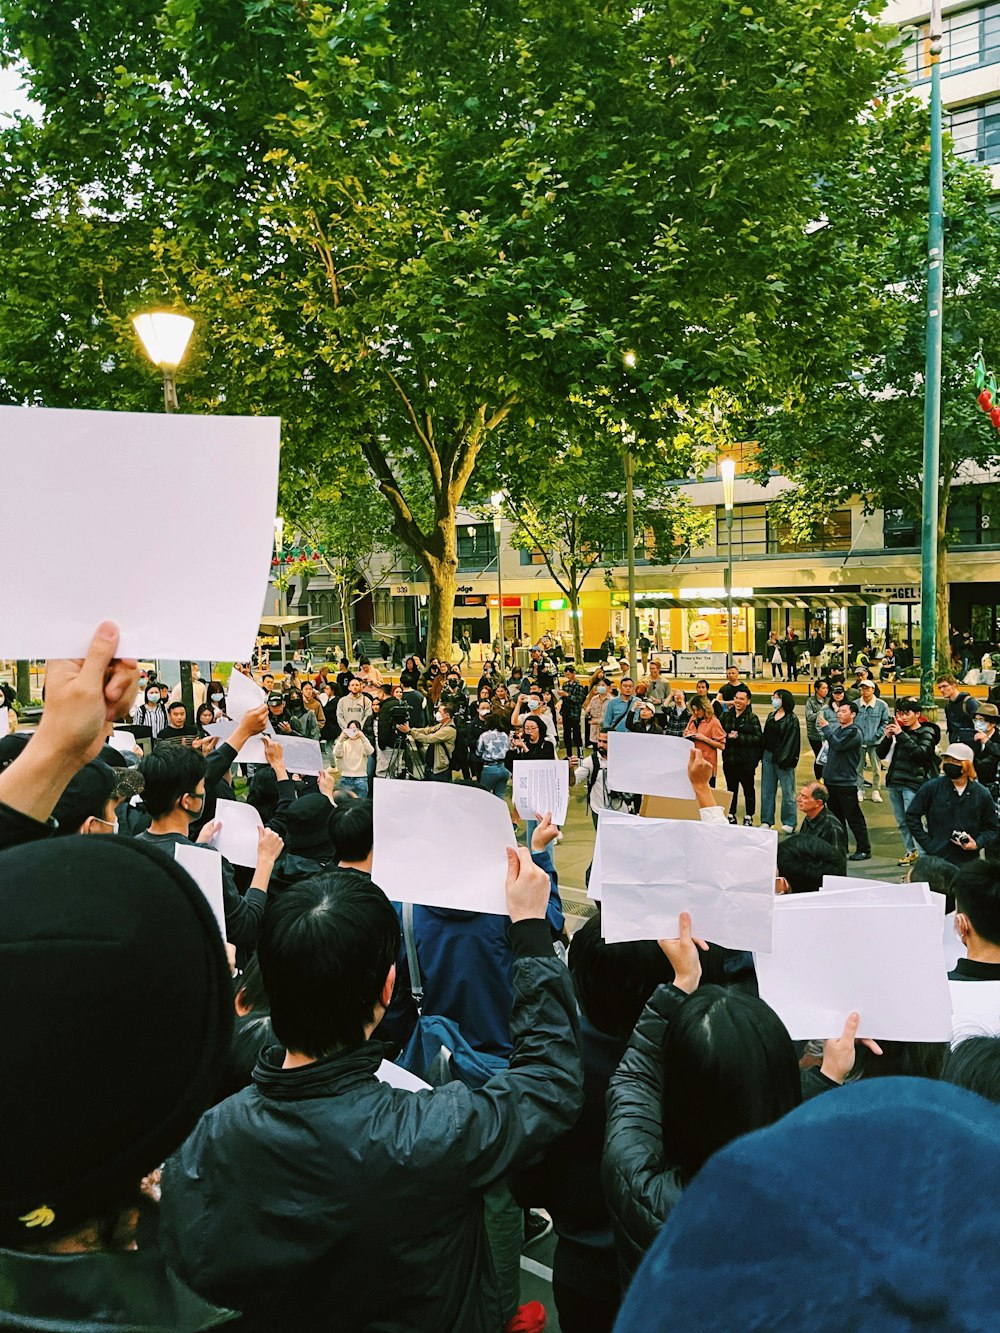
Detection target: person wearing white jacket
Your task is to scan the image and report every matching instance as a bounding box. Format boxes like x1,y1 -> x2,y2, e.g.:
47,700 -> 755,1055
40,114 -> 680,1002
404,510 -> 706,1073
333,723 -> 374,799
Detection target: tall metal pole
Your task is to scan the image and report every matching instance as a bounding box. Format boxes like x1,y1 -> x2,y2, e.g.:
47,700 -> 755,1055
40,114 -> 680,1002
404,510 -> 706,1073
163,372 -> 194,721
492,492 -> 504,668
920,0 -> 944,705
726,508 -> 734,666
624,436 -> 638,680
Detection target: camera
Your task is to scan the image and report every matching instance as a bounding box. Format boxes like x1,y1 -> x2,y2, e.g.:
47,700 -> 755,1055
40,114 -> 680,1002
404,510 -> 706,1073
389,702 -> 411,728
952,830 -> 972,846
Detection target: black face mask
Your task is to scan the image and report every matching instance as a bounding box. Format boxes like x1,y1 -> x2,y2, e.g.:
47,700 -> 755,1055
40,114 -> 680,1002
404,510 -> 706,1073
942,762 -> 964,780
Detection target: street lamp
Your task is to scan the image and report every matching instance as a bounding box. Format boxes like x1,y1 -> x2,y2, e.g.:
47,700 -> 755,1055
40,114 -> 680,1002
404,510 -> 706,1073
622,350 -> 639,679
720,458 -> 736,667
133,309 -> 196,715
491,492 -> 505,667
132,311 -> 195,413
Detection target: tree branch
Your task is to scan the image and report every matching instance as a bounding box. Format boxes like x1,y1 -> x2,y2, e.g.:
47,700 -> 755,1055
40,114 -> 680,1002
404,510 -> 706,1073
358,433 -> 429,555
383,367 -> 441,488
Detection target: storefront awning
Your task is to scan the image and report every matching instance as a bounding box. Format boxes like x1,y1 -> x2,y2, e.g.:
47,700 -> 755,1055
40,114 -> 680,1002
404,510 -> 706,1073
628,593 -> 880,611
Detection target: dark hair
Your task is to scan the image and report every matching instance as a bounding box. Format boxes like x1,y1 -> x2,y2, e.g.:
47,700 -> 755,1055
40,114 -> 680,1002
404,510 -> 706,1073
333,798 -> 374,863
909,854 -> 957,914
359,657 -> 370,668
139,747 -> 206,818
777,834 -> 846,892
839,699 -> 859,716
895,697 -> 921,714
262,674 -> 274,686
207,681 -> 226,703
568,913 -> 674,1041
659,987 -> 801,1183
621,676 -> 634,686
167,701 -> 187,715
854,1040 -> 949,1081
814,679 -> 829,695
954,861 -> 1000,946
733,684 -> 752,700
258,873 -> 400,1057
696,679 -> 709,690
943,1036 -> 1000,1104
196,704 -> 215,725
772,689 -> 795,713
522,716 -> 543,745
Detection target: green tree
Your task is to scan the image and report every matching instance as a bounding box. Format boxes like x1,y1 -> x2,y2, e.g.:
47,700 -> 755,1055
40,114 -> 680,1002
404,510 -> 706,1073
752,105 -> 1000,675
1,0 -> 917,656
282,477 -> 398,659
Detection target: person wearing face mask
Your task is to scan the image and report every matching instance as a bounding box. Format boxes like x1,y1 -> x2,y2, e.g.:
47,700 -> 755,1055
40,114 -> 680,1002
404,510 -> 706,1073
663,690 -> 692,739
333,721 -> 375,798
907,743 -> 1000,866
476,705 -> 512,799
50,759 -> 121,836
439,668 -> 470,721
131,682 -> 169,742
584,677 -> 611,748
971,703 -> 1000,808
398,701 -> 458,782
206,681 -> 229,720
285,688 -> 322,741
760,689 -> 801,834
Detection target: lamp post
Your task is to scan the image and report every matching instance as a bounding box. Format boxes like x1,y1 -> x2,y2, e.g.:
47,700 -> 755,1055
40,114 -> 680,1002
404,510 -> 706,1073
920,0 -> 944,705
133,309 -> 196,713
622,351 -> 639,680
720,458 -> 736,667
491,491 -> 505,667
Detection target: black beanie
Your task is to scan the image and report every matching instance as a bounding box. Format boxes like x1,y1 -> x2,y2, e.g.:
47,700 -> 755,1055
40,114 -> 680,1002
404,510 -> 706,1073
0,836 -> 233,1245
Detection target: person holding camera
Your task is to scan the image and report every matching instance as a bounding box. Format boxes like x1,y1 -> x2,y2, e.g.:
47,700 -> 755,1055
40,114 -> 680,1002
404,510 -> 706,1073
906,742 -> 1000,867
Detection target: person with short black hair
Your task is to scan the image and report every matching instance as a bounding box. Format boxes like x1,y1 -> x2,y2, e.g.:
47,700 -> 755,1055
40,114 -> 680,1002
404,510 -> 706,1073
938,675 -> 979,747
158,854 -> 584,1331
775,833 -> 846,894
907,854 -> 957,914
135,745 -> 283,951
951,859 -> 1000,981
760,689 -> 800,832
817,698 -> 871,861
943,1035 -> 1000,1103
156,700 -> 197,744
333,797 -> 374,872
878,698 -> 939,867
720,685 -> 762,825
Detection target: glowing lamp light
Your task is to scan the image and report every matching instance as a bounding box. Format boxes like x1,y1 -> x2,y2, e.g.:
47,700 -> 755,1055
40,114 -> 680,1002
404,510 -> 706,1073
131,311 -> 195,370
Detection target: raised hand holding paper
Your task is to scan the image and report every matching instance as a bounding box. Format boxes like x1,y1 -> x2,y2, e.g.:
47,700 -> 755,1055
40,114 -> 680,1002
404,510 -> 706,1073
599,817 -> 776,952
512,759 -> 569,824
106,730 -> 138,754
211,798 -> 265,868
371,780 -> 517,914
0,406 -> 280,660
225,668 -> 268,720
607,731 -> 693,800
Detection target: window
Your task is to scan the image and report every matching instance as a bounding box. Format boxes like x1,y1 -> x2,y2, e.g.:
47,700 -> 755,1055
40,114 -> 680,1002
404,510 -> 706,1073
903,5 -> 1000,81
949,98 -> 1000,164
519,546 -> 549,566
703,439 -> 761,480
949,488 -> 1000,546
457,523 -> 497,571
883,507 -> 919,550
714,504 -> 852,556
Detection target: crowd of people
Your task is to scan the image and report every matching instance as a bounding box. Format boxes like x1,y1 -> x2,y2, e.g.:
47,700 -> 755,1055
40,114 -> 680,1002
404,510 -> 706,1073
2,623 -> 1000,1333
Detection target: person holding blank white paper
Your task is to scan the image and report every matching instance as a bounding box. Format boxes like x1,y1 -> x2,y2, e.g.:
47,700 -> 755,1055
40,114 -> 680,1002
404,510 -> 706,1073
135,746 -> 283,953
602,911 -> 803,1289
951,860 -> 1000,984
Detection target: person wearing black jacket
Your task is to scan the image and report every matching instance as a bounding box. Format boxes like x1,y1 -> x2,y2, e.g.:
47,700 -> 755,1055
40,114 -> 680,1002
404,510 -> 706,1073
971,703 -> 1000,797
817,699 -> 871,861
720,685 -> 762,826
906,744 -> 1000,866
760,688 -> 800,832
878,697 -> 940,866
939,675 -> 979,747
158,858 -> 583,1333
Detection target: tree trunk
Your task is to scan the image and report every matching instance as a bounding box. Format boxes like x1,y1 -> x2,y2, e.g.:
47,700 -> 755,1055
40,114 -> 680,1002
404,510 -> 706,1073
338,583 -> 351,661
16,660 -> 30,705
424,555 -> 458,661
568,583 -> 583,666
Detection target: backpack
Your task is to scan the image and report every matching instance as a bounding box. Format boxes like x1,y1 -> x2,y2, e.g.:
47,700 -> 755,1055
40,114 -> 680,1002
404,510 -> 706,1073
449,718 -> 469,772
397,904 -> 508,1089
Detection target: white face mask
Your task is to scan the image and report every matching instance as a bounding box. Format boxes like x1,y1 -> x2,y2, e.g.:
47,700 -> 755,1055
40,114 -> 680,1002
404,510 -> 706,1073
347,725 -> 359,737
597,684 -> 608,695
435,711 -> 443,723
527,698 -> 540,710
210,693 -> 223,703
771,698 -> 781,710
